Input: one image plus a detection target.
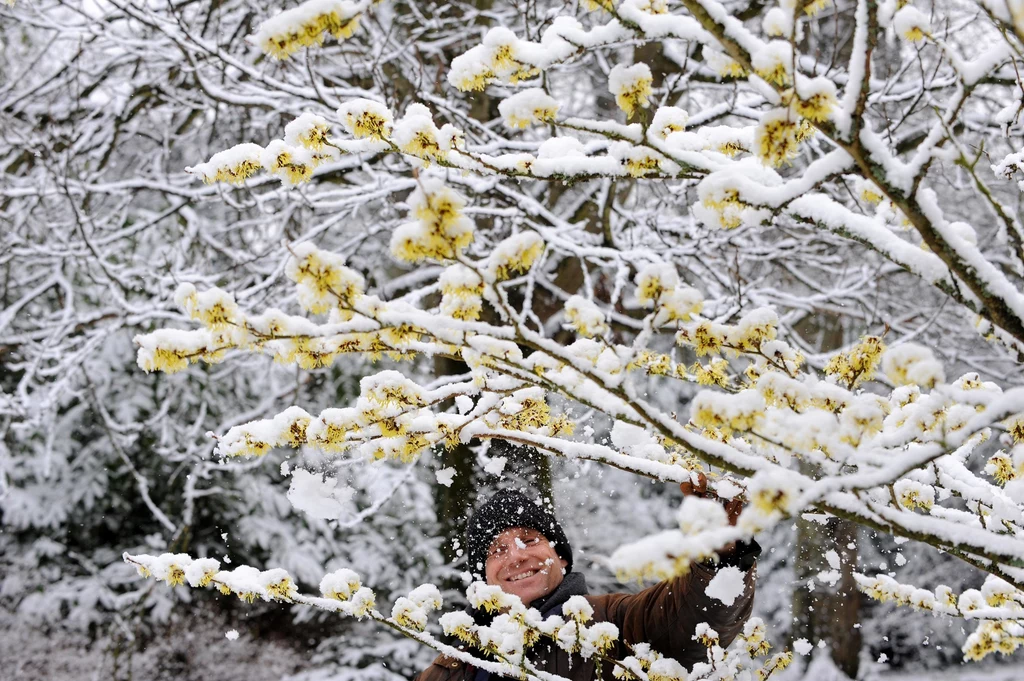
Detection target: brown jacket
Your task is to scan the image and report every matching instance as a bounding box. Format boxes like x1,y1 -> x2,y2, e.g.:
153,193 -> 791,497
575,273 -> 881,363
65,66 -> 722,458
415,563 -> 756,681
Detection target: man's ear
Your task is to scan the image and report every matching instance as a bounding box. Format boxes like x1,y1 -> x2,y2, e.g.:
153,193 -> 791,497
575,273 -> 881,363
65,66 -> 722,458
559,557 -> 568,571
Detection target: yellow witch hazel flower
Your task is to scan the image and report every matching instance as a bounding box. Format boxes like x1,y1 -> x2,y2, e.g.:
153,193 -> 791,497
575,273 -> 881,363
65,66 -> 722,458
986,446 -> 1024,485
284,112 -> 333,151
792,76 -> 837,123
135,328 -> 222,374
261,140 -> 316,185
390,178 -> 475,263
498,89 -> 560,129
654,287 -> 704,326
704,48 -> 748,78
690,389 -> 766,437
825,335 -> 886,388
185,143 -> 264,185
320,568 -> 363,601
360,370 -> 426,409
447,27 -> 536,91
286,242 -> 366,314
649,107 -> 689,141
752,41 -> 792,86
487,231 -> 545,281
337,98 -> 394,141
882,342 -> 945,389
745,469 -> 802,521
855,177 -> 884,204
893,6 -> 930,42
174,283 -> 242,330
894,479 -> 935,511
634,263 -> 679,307
613,143 -> 667,178
755,108 -> 800,167
565,295 -> 610,338
252,0 -> 365,59
608,62 -> 653,118
439,264 -> 484,321
392,103 -> 442,161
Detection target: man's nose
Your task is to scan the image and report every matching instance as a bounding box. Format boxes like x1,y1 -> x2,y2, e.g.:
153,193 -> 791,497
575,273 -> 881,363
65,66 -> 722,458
506,541 -> 529,562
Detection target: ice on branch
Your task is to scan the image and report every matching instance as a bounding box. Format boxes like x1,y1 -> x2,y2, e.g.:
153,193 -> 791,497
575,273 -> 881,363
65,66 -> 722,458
252,0 -> 367,59
498,89 -> 560,129
893,6 -> 930,42
337,98 -> 394,141
608,63 -> 653,117
185,143 -> 264,185
391,178 -> 474,263
392,103 -> 446,163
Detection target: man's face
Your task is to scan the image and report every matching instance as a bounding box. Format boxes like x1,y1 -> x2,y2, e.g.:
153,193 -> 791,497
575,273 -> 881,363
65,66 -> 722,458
484,527 -> 567,606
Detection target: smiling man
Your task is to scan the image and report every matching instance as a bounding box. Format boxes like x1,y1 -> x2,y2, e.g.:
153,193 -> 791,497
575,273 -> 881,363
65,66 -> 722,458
415,487 -> 760,681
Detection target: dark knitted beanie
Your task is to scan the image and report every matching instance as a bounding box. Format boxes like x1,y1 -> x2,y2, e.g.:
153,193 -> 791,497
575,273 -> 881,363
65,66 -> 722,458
464,489 -> 572,579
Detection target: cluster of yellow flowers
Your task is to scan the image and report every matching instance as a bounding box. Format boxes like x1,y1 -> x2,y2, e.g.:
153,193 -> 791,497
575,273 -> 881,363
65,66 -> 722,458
705,49 -> 748,79
987,446 -> 1024,485
338,98 -> 394,140
565,296 -> 610,338
964,620 -> 1024,661
498,89 -> 560,129
609,63 -> 654,118
440,264 -> 485,321
127,553 -> 299,606
187,143 -> 265,185
754,109 -> 803,167
448,27 -> 539,92
286,242 -> 366,314
487,231 -> 546,281
188,114 -> 341,187
699,187 -> 754,229
739,618 -> 772,657
752,42 -> 792,86
390,179 -> 475,263
824,335 -> 886,388
253,0 -> 366,60
691,389 -> 766,438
